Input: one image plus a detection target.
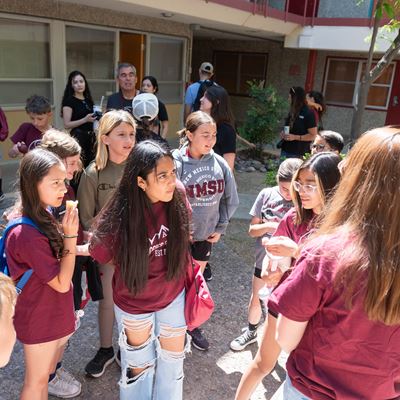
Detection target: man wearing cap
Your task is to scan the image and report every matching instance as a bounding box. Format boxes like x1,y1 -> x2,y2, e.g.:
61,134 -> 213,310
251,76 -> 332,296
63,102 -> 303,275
184,62 -> 215,121
107,63 -> 140,114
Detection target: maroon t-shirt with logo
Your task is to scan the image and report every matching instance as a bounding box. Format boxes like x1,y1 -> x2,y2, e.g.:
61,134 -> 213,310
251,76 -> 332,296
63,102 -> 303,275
269,232 -> 400,400
6,224 -> 75,344
89,200 -> 186,314
11,122 -> 42,149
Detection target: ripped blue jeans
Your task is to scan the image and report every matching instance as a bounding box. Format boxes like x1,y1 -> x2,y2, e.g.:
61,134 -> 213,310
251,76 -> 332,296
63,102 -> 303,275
114,290 -> 189,400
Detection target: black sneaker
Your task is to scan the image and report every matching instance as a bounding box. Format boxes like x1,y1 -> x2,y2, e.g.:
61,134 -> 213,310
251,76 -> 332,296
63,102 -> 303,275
85,347 -> 115,378
203,263 -> 212,282
188,328 -> 209,351
230,328 -> 258,351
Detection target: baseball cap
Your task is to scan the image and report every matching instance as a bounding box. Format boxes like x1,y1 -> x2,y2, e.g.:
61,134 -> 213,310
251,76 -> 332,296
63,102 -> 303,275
132,93 -> 159,121
200,62 -> 214,74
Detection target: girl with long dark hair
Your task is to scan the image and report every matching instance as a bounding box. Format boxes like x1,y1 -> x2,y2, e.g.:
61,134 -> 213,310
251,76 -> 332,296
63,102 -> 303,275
78,110 -> 136,378
235,152 -> 341,400
200,85 -> 236,170
270,127 -> 400,399
280,86 -> 317,158
87,141 -> 191,399
6,149 -> 79,399
62,70 -> 96,167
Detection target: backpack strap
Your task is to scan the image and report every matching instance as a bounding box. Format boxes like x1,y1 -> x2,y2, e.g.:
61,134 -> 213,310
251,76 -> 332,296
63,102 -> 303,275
2,217 -> 41,293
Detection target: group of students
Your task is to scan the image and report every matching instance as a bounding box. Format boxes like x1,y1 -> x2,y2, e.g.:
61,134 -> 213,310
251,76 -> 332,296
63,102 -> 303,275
0,89 -> 239,399
0,67 -> 399,400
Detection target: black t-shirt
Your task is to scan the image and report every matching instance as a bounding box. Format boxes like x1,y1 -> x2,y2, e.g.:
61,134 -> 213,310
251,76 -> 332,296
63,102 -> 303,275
62,96 -> 93,133
158,100 -> 168,122
106,92 -> 135,114
213,122 -> 236,156
282,105 -> 316,157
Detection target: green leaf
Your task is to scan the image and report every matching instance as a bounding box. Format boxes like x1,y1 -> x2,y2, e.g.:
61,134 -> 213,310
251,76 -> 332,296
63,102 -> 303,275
375,5 -> 383,19
383,2 -> 395,18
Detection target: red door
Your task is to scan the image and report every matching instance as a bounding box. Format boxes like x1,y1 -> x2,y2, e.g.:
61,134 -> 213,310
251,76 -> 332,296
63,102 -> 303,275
385,61 -> 400,125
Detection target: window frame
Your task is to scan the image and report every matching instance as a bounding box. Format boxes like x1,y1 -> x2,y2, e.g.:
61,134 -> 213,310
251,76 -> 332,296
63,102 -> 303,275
322,56 -> 396,111
0,13 -> 53,110
213,50 -> 268,96
146,33 -> 187,104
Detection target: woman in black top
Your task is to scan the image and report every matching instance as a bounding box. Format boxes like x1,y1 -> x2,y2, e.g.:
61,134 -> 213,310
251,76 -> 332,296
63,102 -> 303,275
141,75 -> 169,138
280,86 -> 317,158
62,71 -> 96,167
200,85 -> 236,171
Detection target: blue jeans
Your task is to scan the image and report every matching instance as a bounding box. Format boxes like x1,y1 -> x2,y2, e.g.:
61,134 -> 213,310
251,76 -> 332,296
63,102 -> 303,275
114,290 -> 189,400
283,375 -> 311,400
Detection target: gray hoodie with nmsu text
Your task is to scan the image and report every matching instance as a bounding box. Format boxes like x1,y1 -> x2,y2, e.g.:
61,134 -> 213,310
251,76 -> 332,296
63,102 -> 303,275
173,145 -> 239,241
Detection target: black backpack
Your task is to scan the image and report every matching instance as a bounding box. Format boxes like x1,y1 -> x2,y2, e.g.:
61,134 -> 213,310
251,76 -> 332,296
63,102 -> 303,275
192,80 -> 217,112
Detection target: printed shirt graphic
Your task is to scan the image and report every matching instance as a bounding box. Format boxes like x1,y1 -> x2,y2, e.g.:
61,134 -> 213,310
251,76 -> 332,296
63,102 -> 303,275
90,201 -> 185,314
180,158 -> 226,240
250,187 -> 293,269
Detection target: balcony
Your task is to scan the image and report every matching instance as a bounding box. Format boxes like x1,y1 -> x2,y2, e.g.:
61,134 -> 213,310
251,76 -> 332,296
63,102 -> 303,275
207,0 -> 377,27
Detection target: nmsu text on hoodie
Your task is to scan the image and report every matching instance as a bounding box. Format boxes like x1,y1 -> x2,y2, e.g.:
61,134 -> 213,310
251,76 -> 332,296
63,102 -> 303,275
173,146 -> 239,241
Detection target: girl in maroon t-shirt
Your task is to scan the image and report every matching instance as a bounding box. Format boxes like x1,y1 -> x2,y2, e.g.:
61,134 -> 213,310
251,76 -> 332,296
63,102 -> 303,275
6,149 -> 79,399
235,152 -> 341,400
271,127 -> 400,400
86,141 -> 191,399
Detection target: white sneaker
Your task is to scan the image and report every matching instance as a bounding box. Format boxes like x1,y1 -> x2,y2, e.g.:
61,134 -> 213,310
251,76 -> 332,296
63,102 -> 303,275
57,367 -> 81,391
48,371 -> 81,399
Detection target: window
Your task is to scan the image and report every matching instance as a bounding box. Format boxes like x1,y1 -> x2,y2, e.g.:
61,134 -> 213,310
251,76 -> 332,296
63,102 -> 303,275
213,51 -> 268,95
149,36 -> 185,103
0,18 -> 52,107
66,26 -> 116,104
323,58 -> 395,110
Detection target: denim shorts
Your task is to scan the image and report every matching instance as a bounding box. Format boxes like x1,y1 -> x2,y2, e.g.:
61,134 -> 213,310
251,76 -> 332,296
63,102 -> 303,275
114,290 -> 189,400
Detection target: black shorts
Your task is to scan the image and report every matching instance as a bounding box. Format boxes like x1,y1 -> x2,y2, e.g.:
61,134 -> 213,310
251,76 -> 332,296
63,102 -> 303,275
191,241 -> 212,262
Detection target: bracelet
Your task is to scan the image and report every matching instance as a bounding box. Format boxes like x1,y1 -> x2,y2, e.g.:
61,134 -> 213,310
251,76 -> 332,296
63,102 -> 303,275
63,234 -> 78,239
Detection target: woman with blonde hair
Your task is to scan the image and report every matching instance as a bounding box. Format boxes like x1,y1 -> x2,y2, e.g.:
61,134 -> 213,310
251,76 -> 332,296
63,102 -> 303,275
77,110 -> 136,377
269,126 -> 400,399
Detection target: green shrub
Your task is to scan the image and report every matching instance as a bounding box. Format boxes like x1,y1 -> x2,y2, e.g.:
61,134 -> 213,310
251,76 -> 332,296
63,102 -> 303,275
238,81 -> 287,154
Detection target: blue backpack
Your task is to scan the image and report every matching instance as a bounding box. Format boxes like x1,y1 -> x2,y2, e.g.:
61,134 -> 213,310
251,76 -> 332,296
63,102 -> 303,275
0,217 -> 41,294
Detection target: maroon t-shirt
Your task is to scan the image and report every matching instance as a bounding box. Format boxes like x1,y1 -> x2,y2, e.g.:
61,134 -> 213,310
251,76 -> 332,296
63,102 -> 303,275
6,224 -> 75,344
89,200 -> 186,314
269,232 -> 400,400
272,207 -> 314,244
11,122 -> 42,149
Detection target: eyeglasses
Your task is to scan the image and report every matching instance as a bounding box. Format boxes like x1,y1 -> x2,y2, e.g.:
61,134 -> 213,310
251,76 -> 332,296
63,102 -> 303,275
293,181 -> 317,194
311,143 -> 326,151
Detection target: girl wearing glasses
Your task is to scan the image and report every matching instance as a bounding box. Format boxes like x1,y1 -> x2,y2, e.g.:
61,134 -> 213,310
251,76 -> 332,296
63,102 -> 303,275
235,152 -> 341,400
270,127 -> 400,400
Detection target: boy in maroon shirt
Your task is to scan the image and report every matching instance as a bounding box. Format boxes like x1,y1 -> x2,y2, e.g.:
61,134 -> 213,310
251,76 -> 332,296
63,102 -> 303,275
9,95 -> 52,158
